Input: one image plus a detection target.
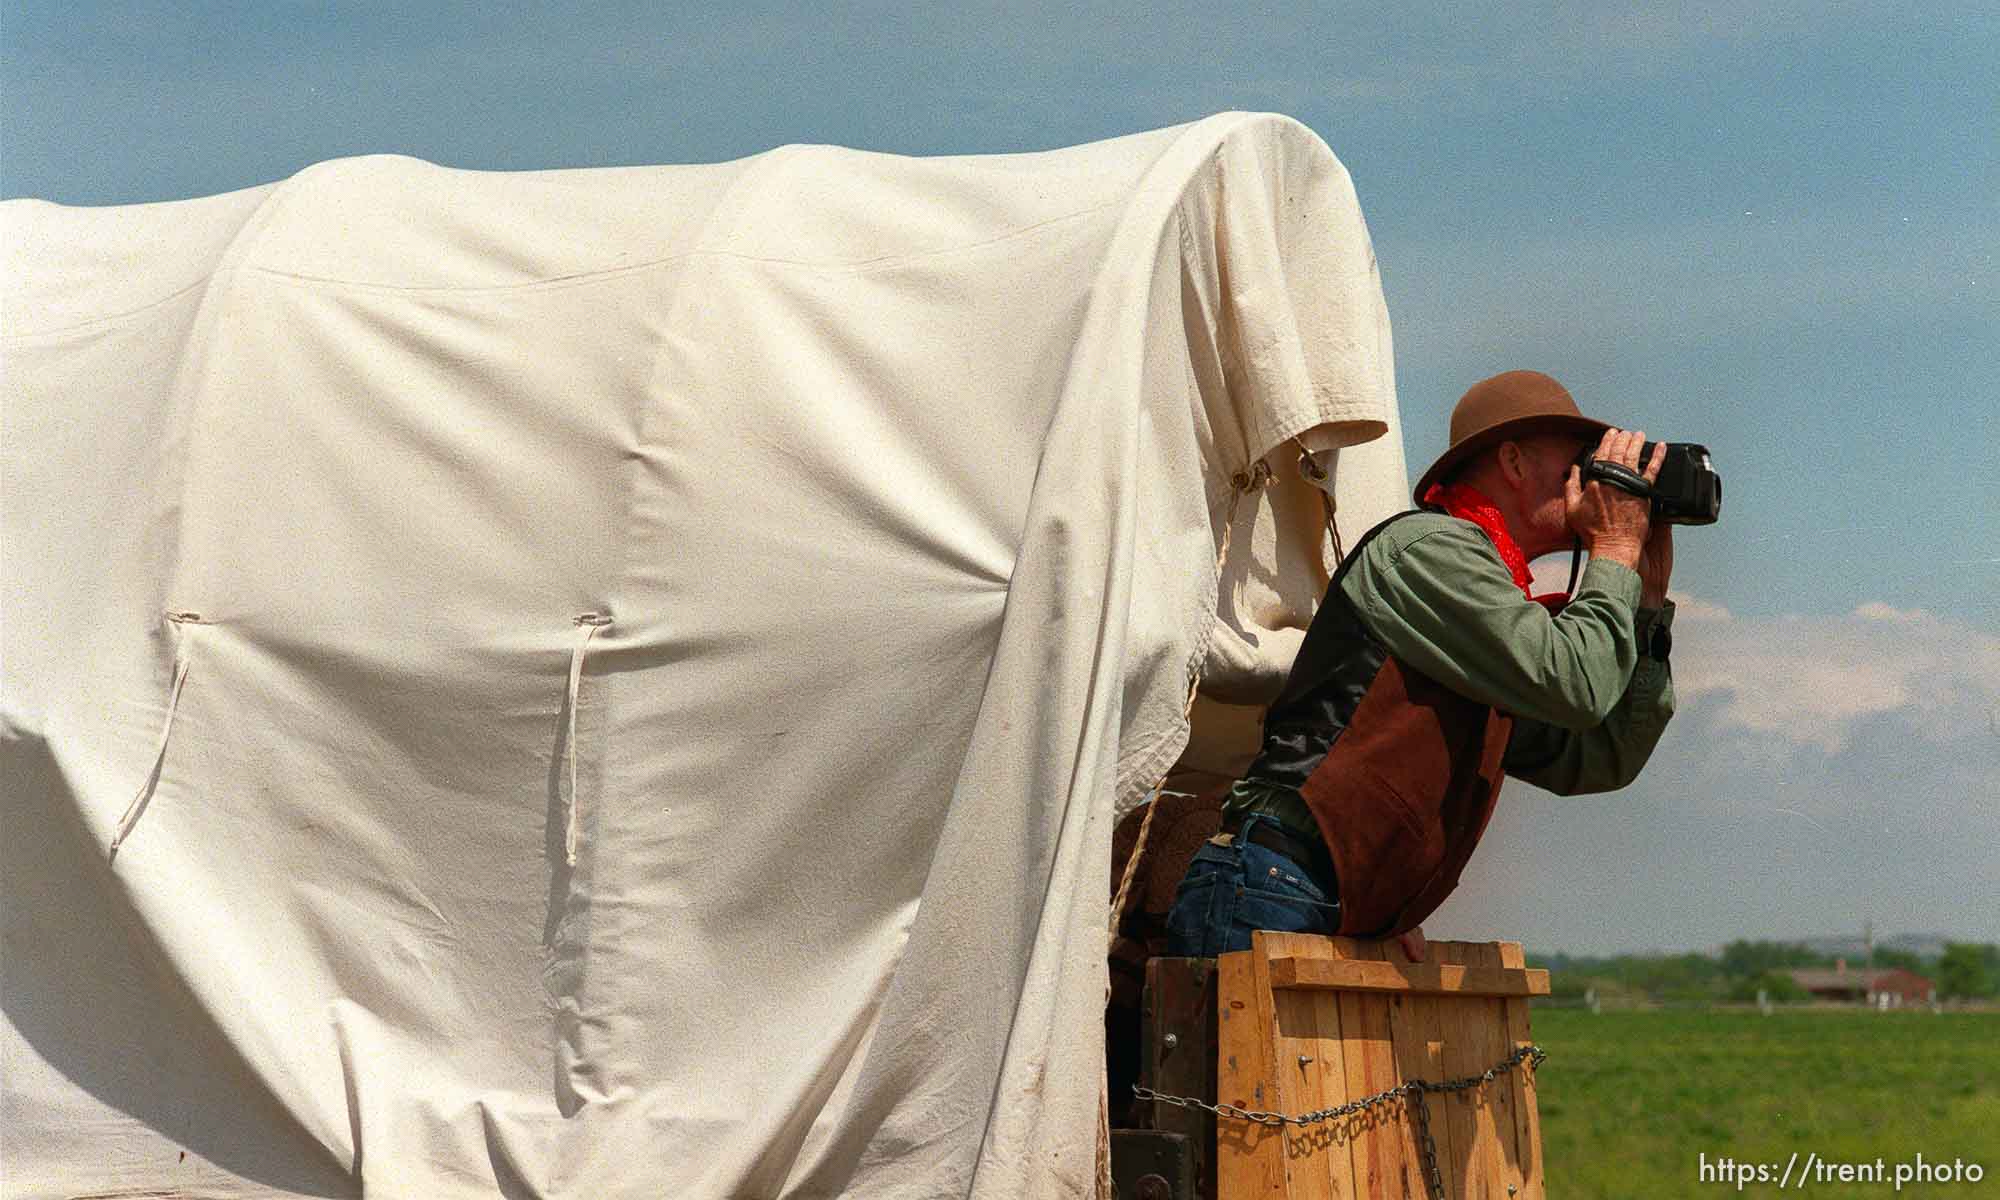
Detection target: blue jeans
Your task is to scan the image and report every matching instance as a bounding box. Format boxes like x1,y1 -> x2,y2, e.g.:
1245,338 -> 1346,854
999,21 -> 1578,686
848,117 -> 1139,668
1164,815 -> 1341,957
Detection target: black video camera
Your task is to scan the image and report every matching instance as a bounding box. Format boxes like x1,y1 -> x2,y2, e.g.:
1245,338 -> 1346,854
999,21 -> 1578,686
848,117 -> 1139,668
1577,443 -> 1722,525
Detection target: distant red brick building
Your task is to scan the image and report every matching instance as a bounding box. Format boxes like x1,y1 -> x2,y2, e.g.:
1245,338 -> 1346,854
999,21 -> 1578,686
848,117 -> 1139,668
1789,960 -> 1935,1007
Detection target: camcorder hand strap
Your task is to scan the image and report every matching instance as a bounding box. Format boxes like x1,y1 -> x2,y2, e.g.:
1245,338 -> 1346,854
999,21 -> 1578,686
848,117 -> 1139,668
1581,457 -> 1653,498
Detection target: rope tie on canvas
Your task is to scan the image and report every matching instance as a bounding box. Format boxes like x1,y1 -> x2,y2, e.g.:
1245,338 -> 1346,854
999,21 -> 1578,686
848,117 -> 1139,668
1107,461 -> 1267,941
1292,434 -> 1345,567
563,613 -> 612,867
109,611 -> 207,863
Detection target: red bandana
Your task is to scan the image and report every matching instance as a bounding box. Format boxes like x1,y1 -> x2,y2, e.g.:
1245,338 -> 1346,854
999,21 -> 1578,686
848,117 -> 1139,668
1421,482 -> 1569,613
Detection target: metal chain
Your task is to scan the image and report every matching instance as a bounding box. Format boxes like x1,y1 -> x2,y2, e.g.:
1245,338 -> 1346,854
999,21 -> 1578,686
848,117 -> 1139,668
1132,1043 -> 1545,1200
1408,1081 -> 1443,1200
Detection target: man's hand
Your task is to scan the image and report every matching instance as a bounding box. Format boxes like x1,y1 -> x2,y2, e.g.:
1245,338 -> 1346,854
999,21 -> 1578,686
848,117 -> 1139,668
1566,429 -> 1661,571
1396,926 -> 1427,962
1639,521 -> 1673,609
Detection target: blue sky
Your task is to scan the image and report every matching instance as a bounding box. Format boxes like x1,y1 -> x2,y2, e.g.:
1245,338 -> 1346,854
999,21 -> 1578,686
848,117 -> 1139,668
5,2 -> 1995,952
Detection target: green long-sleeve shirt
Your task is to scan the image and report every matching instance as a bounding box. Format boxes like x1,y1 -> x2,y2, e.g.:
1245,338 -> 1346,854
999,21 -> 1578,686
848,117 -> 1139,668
1225,511 -> 1676,833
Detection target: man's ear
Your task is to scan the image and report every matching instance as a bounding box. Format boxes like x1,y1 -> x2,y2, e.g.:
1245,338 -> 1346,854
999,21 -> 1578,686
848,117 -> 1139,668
1495,440 -> 1528,489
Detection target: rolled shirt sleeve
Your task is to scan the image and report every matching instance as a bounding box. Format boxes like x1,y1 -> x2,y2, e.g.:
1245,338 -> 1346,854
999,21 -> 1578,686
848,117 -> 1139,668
1505,601 -> 1678,794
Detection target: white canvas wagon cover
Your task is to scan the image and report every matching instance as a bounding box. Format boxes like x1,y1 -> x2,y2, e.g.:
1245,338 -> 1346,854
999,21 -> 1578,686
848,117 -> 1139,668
1,112 -> 1406,1198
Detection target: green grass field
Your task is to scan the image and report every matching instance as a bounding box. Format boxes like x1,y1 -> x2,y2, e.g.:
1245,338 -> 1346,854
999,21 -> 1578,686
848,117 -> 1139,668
1530,1008 -> 1999,1197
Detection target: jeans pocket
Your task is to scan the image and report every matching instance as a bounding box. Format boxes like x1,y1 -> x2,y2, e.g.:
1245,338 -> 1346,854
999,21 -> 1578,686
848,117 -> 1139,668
1235,880 -> 1339,937
1165,876 -> 1221,957
1239,833 -> 1337,905
1244,854 -> 1333,905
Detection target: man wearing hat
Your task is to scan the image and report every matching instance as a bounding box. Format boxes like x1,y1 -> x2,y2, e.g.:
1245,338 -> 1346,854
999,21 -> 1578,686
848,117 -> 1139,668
1166,370 -> 1677,961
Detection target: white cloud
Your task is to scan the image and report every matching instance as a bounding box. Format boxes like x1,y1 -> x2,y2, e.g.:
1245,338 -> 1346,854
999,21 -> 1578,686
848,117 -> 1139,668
1666,590 -> 1733,622
1852,600 -> 1928,623
1445,587 -> 2000,954
1508,576 -> 1998,756
1669,596 -> 2000,754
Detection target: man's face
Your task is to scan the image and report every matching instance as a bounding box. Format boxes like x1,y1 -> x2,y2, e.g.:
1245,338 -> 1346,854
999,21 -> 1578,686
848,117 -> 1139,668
1510,433 -> 1594,555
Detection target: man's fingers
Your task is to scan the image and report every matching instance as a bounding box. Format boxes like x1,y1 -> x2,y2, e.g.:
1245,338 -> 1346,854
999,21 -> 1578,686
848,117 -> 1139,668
1593,428 -> 1646,470
1643,440 -> 1667,483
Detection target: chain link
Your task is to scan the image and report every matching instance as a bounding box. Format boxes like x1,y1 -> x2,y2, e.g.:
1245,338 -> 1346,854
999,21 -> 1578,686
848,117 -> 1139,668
1410,1079 -> 1444,1200
1132,1043 -> 1545,1200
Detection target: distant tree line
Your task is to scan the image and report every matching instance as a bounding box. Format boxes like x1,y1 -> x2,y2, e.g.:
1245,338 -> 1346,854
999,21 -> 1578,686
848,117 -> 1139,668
1525,940 -> 2000,1006
1937,943 -> 2000,999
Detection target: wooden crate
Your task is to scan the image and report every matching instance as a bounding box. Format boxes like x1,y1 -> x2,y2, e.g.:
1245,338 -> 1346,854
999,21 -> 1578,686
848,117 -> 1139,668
1216,933 -> 1548,1200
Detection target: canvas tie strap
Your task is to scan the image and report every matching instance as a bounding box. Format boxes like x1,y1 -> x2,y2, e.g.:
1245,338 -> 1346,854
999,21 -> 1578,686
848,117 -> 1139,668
563,613 -> 612,867
109,611 -> 205,862
1292,434 -> 1344,568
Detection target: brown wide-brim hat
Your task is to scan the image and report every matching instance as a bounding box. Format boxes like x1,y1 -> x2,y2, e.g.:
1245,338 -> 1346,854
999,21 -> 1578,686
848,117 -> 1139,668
1412,370 -> 1613,505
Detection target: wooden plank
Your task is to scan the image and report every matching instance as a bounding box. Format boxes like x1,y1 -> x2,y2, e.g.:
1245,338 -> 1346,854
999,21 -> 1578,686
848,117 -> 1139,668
1305,988 -> 1360,1197
1258,933 -> 1354,1200
1249,936 -> 1293,1199
1268,957 -> 1550,997
1334,938 -> 1419,1200
1497,941 -> 1547,1200
1382,949 -> 1459,1199
1216,948 -> 1286,1199
1465,942 -> 1523,1198
1427,943 -> 1486,1197
1433,942 -> 1505,1198
1141,956 -> 1218,1198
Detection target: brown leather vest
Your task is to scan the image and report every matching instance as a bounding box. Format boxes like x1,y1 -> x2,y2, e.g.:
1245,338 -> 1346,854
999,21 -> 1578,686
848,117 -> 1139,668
1241,512 -> 1514,937
1301,655 -> 1512,937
